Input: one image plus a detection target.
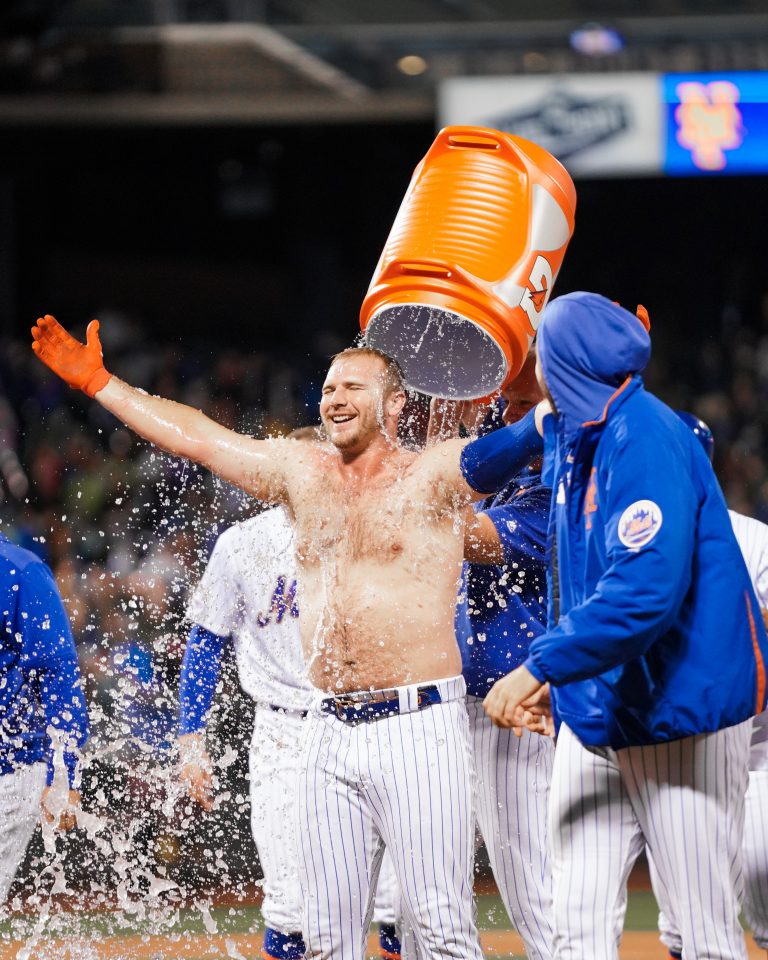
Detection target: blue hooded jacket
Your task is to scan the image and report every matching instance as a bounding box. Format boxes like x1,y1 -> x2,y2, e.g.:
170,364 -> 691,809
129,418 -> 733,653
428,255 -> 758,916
0,535 -> 89,785
522,292 -> 767,748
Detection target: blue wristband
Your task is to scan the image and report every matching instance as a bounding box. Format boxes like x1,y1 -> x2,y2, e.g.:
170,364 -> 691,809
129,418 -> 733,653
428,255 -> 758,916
178,625 -> 227,734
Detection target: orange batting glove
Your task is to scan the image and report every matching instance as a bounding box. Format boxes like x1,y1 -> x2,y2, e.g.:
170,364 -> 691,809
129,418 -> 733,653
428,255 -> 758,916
31,315 -> 111,397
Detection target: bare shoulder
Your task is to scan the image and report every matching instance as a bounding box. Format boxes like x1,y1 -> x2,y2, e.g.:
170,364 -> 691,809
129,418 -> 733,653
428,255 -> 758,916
414,437 -> 468,480
406,437 -> 475,508
228,434 -> 329,504
280,436 -> 338,488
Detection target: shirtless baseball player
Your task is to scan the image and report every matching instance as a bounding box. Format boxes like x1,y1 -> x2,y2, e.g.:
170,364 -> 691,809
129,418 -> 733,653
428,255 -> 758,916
30,315 -> 544,959
177,476 -> 409,960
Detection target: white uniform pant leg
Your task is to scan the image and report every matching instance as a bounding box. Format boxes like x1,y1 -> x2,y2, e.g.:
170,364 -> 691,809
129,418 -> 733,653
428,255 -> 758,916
0,762 -> 46,902
550,724 -> 645,960
619,722 -> 751,960
647,849 -> 683,956
467,695 -> 555,960
362,698 -> 484,960
373,851 -> 420,960
249,705 -> 307,935
372,848 -> 400,926
742,769 -> 768,950
297,711 -> 383,960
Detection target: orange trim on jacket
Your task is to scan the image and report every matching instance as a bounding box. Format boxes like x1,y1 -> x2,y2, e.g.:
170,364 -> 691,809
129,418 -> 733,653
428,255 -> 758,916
581,375 -> 634,429
746,590 -> 767,713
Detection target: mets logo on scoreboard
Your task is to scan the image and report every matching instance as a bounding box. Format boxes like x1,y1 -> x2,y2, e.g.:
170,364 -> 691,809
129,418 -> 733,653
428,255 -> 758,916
618,500 -> 663,550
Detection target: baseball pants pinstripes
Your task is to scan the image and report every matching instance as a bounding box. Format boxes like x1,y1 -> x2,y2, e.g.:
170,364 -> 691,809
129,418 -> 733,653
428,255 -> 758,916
653,765 -> 768,954
0,762 -> 46,902
249,704 -> 403,936
249,705 -> 308,934
296,676 -> 483,960
743,770 -> 768,950
466,695 -> 555,960
551,721 -> 751,960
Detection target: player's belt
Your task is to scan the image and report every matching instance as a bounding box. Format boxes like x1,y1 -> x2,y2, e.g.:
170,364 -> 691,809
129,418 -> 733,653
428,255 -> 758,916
320,684 -> 442,725
268,705 -> 309,718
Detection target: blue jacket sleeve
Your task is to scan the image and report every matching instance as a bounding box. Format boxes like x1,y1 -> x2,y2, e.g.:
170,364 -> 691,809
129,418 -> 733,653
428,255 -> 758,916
524,430 -> 695,686
178,625 -> 227,735
460,409 -> 543,494
21,563 -> 89,788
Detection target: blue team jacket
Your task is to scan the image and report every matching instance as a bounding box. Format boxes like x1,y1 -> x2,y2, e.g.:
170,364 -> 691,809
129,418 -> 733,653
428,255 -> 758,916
522,292 -> 768,749
0,535 -> 89,785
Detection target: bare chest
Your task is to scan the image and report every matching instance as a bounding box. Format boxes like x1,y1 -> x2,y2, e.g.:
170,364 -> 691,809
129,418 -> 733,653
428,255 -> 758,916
292,470 -> 444,566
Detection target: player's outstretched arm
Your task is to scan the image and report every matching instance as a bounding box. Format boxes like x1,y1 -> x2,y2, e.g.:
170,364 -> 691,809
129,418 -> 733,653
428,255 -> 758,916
31,315 -> 290,501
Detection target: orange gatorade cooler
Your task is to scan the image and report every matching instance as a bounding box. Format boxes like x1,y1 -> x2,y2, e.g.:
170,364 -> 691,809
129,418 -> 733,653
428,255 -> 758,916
360,126 -> 576,398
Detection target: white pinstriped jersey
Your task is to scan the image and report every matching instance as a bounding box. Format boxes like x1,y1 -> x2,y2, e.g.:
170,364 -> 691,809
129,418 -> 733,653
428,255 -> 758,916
728,510 -> 768,771
186,507 -> 314,713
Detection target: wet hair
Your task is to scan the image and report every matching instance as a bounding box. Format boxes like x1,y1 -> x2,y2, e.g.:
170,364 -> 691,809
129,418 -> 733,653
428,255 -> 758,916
329,346 -> 405,397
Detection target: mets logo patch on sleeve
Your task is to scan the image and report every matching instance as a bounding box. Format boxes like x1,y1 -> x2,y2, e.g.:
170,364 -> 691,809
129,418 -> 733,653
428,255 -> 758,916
618,500 -> 663,550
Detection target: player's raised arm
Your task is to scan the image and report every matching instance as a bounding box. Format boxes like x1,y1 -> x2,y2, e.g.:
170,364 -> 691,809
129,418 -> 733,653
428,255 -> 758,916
31,314 -> 291,502
420,401 -> 550,503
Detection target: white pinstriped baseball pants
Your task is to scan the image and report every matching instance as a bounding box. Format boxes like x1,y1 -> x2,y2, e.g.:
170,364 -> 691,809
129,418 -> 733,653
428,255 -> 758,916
742,770 -> 768,949
466,696 -> 555,960
249,704 -> 404,936
249,705 -> 308,934
0,762 -> 46,902
655,766 -> 768,954
296,676 -> 483,960
551,721 -> 751,960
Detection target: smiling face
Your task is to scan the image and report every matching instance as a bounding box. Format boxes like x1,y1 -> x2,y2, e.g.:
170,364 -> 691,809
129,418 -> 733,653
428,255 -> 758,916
320,351 -> 406,454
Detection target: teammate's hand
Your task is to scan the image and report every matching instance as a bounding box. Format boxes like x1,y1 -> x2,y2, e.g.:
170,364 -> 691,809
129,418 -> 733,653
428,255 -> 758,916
519,683 -> 554,738
178,734 -> 214,812
31,315 -> 111,397
40,787 -> 80,831
483,665 -> 543,734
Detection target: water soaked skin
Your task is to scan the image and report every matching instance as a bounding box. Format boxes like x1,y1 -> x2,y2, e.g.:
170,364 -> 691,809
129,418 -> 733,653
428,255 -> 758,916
98,349 -> 477,693
32,316 -> 485,693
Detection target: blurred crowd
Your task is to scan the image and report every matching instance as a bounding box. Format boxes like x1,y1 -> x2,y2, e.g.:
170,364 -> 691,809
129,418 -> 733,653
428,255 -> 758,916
0,292 -> 767,904
641,291 -> 768,520
0,312 -> 321,905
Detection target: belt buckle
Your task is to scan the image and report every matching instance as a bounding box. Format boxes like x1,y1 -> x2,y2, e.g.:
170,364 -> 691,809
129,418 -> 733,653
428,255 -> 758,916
333,695 -> 358,720
416,685 -> 441,710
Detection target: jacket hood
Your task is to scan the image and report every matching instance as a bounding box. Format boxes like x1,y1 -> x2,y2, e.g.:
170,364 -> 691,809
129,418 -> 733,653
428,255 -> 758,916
537,292 -> 651,443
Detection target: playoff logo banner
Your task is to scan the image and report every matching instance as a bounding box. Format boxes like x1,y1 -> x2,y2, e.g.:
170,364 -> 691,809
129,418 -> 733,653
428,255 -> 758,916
438,73 -> 663,178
